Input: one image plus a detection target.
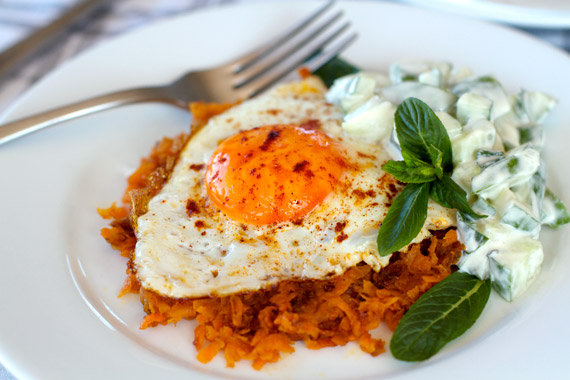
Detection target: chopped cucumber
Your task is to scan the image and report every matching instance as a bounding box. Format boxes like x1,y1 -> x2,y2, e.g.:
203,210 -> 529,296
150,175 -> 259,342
457,243 -> 491,280
457,213 -> 488,253
389,62 -> 429,83
418,69 -> 444,86
471,197 -> 496,217
460,221 -> 543,301
448,66 -> 473,85
456,93 -> 492,124
341,73 -> 378,113
494,111 -> 523,150
515,90 -> 557,124
500,206 -> 540,236
452,162 -> 480,193
488,238 -> 543,302
511,166 -> 546,222
471,144 -> 541,198
326,74 -> 357,105
451,120 -> 497,166
436,112 -> 463,139
452,76 -> 511,121
476,150 -> 504,168
387,123 -> 403,161
381,82 -> 457,112
342,96 -> 396,142
519,124 -> 544,148
492,188 -> 540,237
389,61 -> 451,86
542,188 -> 570,228
326,73 -> 378,114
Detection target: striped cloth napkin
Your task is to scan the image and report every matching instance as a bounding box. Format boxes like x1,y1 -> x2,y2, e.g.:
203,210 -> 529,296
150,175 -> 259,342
0,0 -> 234,114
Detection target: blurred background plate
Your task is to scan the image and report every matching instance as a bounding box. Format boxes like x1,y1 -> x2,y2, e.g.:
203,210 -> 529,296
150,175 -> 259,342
400,0 -> 570,28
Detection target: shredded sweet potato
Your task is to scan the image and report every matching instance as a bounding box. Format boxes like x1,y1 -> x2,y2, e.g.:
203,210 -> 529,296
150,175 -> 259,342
190,101 -> 235,130
99,106 -> 463,369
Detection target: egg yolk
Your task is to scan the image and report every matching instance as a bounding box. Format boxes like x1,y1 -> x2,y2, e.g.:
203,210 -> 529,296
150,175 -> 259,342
205,124 -> 347,225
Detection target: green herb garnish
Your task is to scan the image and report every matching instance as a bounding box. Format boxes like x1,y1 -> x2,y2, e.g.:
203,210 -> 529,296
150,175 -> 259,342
394,97 -> 453,173
377,97 -> 484,256
390,271 -> 491,361
377,183 -> 431,259
430,174 -> 483,220
313,56 -> 359,87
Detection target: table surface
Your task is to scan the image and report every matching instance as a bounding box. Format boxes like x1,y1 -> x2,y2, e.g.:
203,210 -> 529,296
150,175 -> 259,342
0,0 -> 569,379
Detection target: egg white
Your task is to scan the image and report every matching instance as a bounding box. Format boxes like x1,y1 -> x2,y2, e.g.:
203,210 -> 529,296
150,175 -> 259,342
134,77 -> 455,298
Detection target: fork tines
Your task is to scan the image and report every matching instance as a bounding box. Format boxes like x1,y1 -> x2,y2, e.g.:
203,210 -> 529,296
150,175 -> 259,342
231,0 -> 357,99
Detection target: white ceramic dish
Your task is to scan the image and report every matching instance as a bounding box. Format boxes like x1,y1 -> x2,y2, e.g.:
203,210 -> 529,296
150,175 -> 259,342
400,0 -> 570,28
1,1 -> 570,379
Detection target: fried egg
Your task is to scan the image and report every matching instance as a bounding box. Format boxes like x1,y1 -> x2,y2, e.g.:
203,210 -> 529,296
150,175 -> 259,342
134,77 -> 455,298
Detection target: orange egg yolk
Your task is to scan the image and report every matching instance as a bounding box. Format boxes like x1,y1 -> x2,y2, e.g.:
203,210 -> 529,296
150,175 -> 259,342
205,124 -> 347,225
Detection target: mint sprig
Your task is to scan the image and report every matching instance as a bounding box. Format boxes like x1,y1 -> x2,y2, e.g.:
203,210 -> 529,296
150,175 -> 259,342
377,97 -> 484,257
390,271 -> 492,361
395,97 -> 453,172
381,161 -> 437,183
377,183 -> 430,257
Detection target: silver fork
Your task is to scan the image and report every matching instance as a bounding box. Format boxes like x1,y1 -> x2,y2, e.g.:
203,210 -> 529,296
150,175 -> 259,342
0,1 -> 357,146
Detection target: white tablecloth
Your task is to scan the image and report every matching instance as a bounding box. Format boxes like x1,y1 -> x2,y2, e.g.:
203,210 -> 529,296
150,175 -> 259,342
0,0 -> 569,379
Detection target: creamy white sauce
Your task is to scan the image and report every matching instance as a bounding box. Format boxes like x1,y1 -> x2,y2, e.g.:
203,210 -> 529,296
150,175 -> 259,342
328,61 -> 565,302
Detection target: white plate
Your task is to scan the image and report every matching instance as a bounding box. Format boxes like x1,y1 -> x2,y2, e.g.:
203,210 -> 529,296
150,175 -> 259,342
1,1 -> 570,379
400,0 -> 570,28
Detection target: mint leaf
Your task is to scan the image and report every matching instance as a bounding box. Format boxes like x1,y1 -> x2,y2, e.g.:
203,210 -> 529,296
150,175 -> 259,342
430,175 -> 485,219
428,144 -> 444,179
313,56 -> 359,87
395,98 -> 453,172
382,160 -> 437,184
401,150 -> 426,168
377,183 -> 430,256
390,271 -> 491,361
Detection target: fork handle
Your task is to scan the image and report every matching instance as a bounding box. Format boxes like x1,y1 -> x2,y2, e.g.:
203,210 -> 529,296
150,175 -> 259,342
0,86 -> 184,146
